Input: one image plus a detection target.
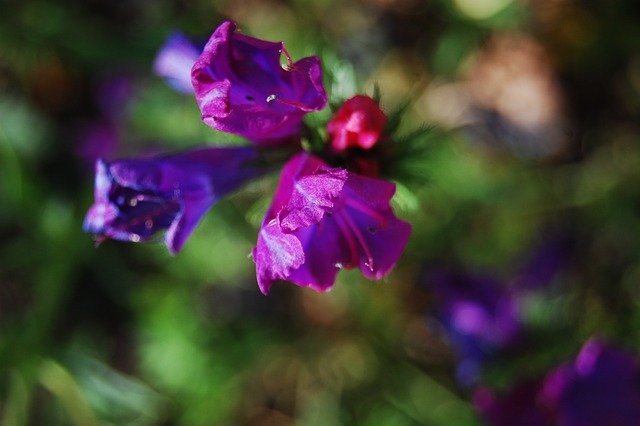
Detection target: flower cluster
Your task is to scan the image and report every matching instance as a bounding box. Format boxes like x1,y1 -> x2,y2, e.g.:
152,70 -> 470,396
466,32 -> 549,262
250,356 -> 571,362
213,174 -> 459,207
84,21 -> 412,294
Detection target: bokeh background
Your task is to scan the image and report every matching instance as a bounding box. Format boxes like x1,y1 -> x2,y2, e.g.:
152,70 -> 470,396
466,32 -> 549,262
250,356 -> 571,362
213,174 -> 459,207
2,0 -> 640,424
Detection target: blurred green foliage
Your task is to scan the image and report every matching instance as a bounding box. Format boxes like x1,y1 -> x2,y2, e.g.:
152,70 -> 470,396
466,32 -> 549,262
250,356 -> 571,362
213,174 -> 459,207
2,0 -> 640,425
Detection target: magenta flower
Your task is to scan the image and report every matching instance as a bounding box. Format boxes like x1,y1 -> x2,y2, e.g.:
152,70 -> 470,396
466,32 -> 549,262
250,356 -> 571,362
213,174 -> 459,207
253,152 -> 411,294
153,32 -> 201,94
191,21 -> 327,145
327,95 -> 388,152
84,147 -> 268,254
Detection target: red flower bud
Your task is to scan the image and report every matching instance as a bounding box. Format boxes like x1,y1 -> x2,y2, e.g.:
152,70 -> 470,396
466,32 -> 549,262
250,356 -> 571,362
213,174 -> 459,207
327,95 -> 387,152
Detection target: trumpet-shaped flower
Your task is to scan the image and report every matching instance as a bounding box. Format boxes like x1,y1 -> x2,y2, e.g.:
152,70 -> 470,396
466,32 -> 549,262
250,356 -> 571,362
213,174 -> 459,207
253,152 -> 411,294
84,146 -> 267,254
191,21 -> 327,145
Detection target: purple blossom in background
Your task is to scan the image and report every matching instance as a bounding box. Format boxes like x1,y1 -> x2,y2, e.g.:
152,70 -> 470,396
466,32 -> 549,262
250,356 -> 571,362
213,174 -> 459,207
153,32 -> 201,94
510,234 -> 571,291
253,152 -> 411,294
191,21 -> 327,145
474,338 -> 640,426
84,146 -> 268,254
95,73 -> 137,120
541,338 -> 640,426
74,73 -> 136,168
427,268 -> 521,386
75,120 -> 121,169
425,235 -> 570,385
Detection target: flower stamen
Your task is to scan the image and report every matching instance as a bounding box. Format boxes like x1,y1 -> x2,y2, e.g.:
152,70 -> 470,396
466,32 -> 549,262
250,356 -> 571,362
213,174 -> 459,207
333,213 -> 358,269
345,197 -> 388,231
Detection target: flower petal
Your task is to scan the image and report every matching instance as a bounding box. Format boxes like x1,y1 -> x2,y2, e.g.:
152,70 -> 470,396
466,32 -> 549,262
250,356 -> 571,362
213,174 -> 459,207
277,153 -> 347,232
192,21 -> 327,144
336,174 -> 411,278
285,218 -> 345,291
254,218 -> 305,295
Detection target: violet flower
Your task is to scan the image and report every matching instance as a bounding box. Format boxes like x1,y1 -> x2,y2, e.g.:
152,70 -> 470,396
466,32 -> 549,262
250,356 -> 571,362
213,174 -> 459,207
153,32 -> 201,94
84,146 -> 268,254
253,152 -> 411,294
540,338 -> 640,426
191,21 -> 327,145
427,268 -> 521,386
474,338 -> 640,426
425,234 -> 570,385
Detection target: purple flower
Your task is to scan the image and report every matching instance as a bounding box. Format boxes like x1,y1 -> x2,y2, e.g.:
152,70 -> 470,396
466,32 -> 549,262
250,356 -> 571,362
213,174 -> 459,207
84,146 -> 268,254
427,268 -> 521,385
253,152 -> 411,294
540,338 -> 640,426
153,32 -> 201,94
191,21 -> 327,145
425,234 -> 570,385
474,338 -> 640,426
